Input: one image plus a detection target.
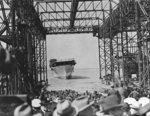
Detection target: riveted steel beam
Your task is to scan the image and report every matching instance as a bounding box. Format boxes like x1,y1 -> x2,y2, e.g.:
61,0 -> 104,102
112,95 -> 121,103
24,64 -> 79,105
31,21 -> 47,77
34,0 -> 105,2
70,0 -> 79,28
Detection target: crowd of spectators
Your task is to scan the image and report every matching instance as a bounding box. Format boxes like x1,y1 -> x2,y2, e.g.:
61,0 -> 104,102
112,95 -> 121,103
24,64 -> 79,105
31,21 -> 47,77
2,80 -> 150,116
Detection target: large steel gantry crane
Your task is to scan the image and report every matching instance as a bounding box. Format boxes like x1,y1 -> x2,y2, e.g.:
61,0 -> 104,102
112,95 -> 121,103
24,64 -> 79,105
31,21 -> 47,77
34,0 -> 150,88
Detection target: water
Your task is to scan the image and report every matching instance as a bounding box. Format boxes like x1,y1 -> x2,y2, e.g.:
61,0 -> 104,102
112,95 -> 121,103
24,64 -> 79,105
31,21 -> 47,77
47,68 -> 110,93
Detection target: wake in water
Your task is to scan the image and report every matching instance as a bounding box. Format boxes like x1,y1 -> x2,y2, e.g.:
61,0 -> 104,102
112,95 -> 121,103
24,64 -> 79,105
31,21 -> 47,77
47,68 -> 110,92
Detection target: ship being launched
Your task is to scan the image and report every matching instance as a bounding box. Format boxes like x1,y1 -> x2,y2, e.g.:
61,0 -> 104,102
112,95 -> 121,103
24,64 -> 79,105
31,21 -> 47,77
49,59 -> 76,79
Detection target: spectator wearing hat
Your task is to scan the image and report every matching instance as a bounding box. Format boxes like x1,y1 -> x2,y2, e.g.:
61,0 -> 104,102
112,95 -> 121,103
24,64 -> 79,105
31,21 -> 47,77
53,100 -> 78,116
108,85 -> 117,96
124,97 -> 142,116
31,98 -> 44,115
14,102 -> 45,116
129,100 -> 141,115
129,89 -> 139,101
146,111 -> 150,116
100,92 -> 130,116
138,97 -> 150,107
117,83 -> 127,101
136,101 -> 150,116
92,104 -> 100,116
14,103 -> 31,116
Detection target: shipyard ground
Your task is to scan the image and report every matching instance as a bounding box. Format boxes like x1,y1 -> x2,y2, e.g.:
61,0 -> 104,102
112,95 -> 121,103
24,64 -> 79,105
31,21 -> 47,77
47,68 -> 111,93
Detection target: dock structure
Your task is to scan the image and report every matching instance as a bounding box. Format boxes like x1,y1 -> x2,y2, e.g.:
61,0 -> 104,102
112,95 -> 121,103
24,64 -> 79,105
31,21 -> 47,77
0,0 -> 150,94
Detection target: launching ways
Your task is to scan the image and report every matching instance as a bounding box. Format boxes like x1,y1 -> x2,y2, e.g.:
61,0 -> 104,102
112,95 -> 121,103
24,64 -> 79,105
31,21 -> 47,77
0,0 -> 149,94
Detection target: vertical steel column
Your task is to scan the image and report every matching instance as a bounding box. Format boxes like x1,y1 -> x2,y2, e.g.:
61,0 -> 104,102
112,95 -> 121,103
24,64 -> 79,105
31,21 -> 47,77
40,39 -> 46,81
39,37 -> 42,81
109,0 -> 114,82
103,32 -> 107,76
125,28 -> 129,80
116,35 -> 121,79
8,0 -> 16,94
98,18 -> 102,79
41,40 -> 44,80
34,35 -> 38,83
37,37 -> 41,81
143,41 -> 146,87
32,34 -> 37,84
36,35 -> 46,82
44,37 -> 48,82
119,0 -> 125,82
102,4 -> 107,77
147,41 -> 150,89
98,36 -> 102,79
98,37 -> 102,79
135,1 -> 143,85
11,0 -> 15,47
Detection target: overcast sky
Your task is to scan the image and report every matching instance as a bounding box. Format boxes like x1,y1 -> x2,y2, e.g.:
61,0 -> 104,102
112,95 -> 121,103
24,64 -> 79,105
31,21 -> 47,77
47,34 -> 99,69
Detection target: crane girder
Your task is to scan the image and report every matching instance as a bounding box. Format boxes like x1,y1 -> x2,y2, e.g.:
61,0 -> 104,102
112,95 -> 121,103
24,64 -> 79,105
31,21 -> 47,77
34,0 -> 113,34
70,0 -> 79,28
34,0 -> 104,2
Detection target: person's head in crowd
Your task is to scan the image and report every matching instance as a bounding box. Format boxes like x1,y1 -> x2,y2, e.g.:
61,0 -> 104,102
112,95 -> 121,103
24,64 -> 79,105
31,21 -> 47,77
129,101 -> 141,116
120,82 -> 124,87
31,98 -> 42,110
14,103 -> 45,116
122,103 -> 131,116
92,104 -> 100,116
53,100 -> 78,116
100,92 -> 130,116
111,85 -> 114,89
66,96 -> 72,101
31,98 -> 45,115
0,95 -> 26,116
124,97 -> 141,116
138,97 -> 150,107
40,80 -> 46,86
14,103 -> 31,116
115,83 -> 119,88
109,84 -> 117,96
146,111 -> 150,116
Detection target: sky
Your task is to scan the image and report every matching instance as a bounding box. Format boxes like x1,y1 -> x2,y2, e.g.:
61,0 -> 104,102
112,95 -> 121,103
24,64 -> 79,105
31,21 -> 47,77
0,33 -> 99,70
47,34 -> 99,69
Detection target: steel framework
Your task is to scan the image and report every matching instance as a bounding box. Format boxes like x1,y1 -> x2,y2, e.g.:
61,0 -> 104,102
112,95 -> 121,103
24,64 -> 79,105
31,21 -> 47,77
98,0 -> 150,88
34,0 -> 117,34
34,0 -> 118,82
0,0 -> 150,94
34,0 -> 150,88
0,0 -> 47,94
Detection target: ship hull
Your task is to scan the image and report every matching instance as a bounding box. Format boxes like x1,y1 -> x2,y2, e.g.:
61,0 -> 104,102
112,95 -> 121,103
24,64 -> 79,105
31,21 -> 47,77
51,65 -> 75,79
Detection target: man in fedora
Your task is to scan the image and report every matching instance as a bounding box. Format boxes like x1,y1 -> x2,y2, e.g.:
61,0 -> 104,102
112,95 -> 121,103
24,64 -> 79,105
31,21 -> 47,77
53,100 -> 78,116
